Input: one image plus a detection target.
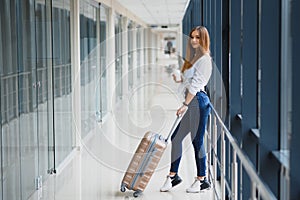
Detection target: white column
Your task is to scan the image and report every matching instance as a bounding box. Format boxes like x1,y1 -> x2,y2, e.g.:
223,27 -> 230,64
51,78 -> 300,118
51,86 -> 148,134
70,0 -> 81,148
177,24 -> 183,64
132,23 -> 137,86
107,8 -> 116,112
144,28 -> 149,74
96,4 -> 101,119
70,1 -> 82,197
140,29 -> 145,78
151,32 -> 159,65
122,17 -> 129,97
147,28 -> 152,71
157,34 -> 160,60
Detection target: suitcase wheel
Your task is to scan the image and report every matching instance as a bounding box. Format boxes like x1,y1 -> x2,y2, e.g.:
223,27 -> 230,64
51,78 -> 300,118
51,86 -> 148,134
133,190 -> 142,198
120,183 -> 126,192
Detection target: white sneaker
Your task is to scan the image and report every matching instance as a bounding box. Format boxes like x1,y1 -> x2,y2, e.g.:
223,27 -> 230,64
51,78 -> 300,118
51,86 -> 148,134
186,177 -> 201,193
160,176 -> 172,192
160,174 -> 182,192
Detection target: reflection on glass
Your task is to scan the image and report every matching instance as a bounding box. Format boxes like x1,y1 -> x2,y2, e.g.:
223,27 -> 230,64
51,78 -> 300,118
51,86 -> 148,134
80,1 -> 99,138
100,5 -> 108,118
115,14 -> 123,101
128,22 -> 134,89
52,0 -> 73,167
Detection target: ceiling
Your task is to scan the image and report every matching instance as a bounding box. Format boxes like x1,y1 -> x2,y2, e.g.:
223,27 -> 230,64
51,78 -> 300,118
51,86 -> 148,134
116,0 -> 190,27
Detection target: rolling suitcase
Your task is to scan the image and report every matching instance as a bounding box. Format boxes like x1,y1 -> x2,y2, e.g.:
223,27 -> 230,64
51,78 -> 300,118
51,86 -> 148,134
120,115 -> 183,197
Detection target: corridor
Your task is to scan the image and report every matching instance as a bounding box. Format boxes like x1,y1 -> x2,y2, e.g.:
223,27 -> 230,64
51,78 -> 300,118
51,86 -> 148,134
28,55 -> 214,199
1,0 -> 300,199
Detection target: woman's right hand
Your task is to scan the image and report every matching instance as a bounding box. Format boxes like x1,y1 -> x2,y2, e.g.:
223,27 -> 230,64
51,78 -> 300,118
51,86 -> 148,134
172,74 -> 177,81
172,74 -> 182,83
176,105 -> 187,116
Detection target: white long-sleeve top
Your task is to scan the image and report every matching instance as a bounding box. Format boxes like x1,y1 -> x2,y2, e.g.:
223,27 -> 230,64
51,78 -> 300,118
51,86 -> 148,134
176,65 -> 194,98
183,66 -> 195,84
187,53 -> 212,96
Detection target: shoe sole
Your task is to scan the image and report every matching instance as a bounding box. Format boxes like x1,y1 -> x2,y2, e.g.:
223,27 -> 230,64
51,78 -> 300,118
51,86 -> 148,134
160,179 -> 182,192
186,186 -> 211,193
186,190 -> 200,193
160,189 -> 170,192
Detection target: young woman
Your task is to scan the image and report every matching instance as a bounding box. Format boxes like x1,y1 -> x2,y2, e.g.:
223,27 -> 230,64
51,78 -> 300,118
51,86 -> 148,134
160,26 -> 212,193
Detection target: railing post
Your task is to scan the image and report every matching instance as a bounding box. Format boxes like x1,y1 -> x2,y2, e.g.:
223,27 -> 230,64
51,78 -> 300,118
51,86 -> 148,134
221,129 -> 226,200
232,150 -> 238,200
213,116 -> 217,188
207,114 -> 212,182
252,182 -> 257,200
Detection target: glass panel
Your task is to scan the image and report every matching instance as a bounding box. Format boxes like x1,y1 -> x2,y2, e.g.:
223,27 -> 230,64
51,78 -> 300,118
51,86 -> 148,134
52,0 -> 73,167
128,21 -> 133,89
99,5 -> 108,118
115,14 -> 122,101
1,0 -> 57,199
0,6 -> 2,199
19,0 -> 39,198
280,0 -> 292,152
35,0 -> 53,181
80,0 -> 99,138
1,0 -> 22,199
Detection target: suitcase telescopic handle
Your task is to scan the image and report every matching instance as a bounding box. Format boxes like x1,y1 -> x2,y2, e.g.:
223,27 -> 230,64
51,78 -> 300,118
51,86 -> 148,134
165,109 -> 187,143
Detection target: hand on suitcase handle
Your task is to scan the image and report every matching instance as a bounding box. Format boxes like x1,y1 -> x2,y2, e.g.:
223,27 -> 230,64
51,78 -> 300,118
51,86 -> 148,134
165,108 -> 187,143
176,104 -> 187,117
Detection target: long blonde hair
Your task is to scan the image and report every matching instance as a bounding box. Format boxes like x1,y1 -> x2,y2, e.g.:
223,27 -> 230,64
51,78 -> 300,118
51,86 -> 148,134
181,26 -> 210,73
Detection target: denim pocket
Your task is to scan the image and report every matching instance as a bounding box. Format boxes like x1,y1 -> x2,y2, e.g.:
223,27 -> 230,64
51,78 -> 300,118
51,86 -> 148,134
197,92 -> 210,110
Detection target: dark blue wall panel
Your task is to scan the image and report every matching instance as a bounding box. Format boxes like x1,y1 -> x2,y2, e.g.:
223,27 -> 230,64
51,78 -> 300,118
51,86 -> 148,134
259,0 -> 281,196
290,0 -> 300,198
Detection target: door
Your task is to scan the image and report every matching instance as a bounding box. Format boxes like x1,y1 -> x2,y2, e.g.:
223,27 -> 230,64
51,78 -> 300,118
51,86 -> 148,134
0,0 -> 67,199
52,0 -> 73,167
19,0 -> 54,198
35,0 -> 54,180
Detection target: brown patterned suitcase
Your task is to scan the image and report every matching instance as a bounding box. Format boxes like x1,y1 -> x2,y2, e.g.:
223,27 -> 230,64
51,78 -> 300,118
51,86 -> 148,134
120,116 -> 183,197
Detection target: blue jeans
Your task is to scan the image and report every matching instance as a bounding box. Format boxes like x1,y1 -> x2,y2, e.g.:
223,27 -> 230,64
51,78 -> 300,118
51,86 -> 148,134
170,91 -> 211,177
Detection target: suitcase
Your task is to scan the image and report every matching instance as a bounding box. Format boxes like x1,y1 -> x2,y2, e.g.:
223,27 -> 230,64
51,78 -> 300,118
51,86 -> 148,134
120,115 -> 183,197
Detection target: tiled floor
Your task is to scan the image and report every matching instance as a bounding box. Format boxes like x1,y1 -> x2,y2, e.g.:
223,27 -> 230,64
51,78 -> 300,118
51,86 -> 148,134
28,54 -> 214,200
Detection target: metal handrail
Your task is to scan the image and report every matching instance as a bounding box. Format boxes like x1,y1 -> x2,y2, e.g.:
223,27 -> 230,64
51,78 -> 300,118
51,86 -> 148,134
208,102 -> 277,200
